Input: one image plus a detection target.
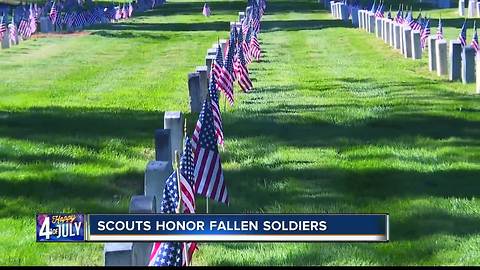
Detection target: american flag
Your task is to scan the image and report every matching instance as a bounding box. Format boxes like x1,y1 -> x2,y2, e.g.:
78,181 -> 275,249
244,26 -> 253,64
420,19 -> 430,48
50,1 -> 58,24
209,72 -> 225,147
115,6 -> 122,21
395,6 -> 403,24
202,3 -> 211,17
121,4 -> 128,19
0,15 -> 6,41
436,17 -> 444,40
235,27 -> 253,93
128,3 -> 134,18
375,3 -> 384,18
34,3 -> 41,23
213,44 -> 234,106
18,15 -> 32,39
259,0 -> 266,16
403,9 -> 412,25
191,95 -> 229,204
8,17 -> 17,44
409,13 -> 423,31
251,2 -> 261,34
29,4 -> 37,34
459,20 -> 467,47
242,16 -> 250,36
472,21 -> 479,53
149,137 -> 197,266
250,32 -> 261,61
225,28 -> 237,82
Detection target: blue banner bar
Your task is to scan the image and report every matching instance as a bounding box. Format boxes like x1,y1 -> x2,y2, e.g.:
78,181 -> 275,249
87,214 -> 389,242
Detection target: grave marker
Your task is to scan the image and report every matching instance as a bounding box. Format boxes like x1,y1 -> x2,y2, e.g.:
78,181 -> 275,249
394,23 -> 401,50
104,243 -> 133,266
1,28 -> 10,49
428,36 -> 437,71
188,72 -> 203,113
402,27 -> 412,58
351,6 -> 359,27
339,3 -> 349,22
462,45 -> 476,83
368,13 -> 375,33
468,0 -> 477,17
411,30 -> 422,59
375,18 -> 382,38
130,195 -> 156,266
449,40 -> 462,81
476,54 -> 480,93
205,55 -> 217,79
164,111 -> 185,163
459,0 -> 466,16
436,39 -> 448,76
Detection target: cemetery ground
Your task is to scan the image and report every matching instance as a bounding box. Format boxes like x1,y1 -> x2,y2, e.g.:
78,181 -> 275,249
0,0 -> 479,266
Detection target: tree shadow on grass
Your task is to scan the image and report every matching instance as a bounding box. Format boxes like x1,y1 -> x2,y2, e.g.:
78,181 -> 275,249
88,19 -> 352,33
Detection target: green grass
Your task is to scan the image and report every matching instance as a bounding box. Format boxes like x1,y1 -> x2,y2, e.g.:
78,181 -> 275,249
1,0 -> 480,266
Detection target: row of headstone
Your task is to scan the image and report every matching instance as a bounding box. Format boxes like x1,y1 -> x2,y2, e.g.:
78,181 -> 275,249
104,111 -> 185,266
105,5 -> 258,265
355,9 -> 422,60
188,39 -> 227,113
458,0 -> 480,17
329,1 -> 349,22
328,3 -> 480,93
427,38 -> 477,86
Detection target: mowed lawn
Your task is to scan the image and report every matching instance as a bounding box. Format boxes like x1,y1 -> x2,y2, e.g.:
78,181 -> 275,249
1,0 -> 480,266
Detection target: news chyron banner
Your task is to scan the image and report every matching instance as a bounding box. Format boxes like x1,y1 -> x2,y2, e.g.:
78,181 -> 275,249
37,214 -> 389,242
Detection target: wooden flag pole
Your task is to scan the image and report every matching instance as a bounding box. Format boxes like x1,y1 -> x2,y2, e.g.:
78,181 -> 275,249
206,197 -> 209,214
174,150 -> 182,214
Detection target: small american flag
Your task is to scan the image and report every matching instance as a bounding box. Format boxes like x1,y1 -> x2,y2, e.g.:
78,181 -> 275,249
395,7 -> 403,24
436,17 -> 443,40
114,6 -> 122,21
213,44 -> 234,107
29,5 -> 37,34
375,3 -> 384,18
244,26 -> 253,64
121,4 -> 128,19
472,21 -> 479,53
149,137 -> 197,266
128,3 -> 134,18
8,17 -> 17,44
250,32 -> 261,61
50,1 -> 58,24
0,15 -> 6,41
420,19 -> 430,49
234,28 -> 253,93
225,28 -> 237,82
202,3 -> 211,17
191,95 -> 229,204
18,15 -> 32,39
459,20 -> 467,47
209,72 -> 225,147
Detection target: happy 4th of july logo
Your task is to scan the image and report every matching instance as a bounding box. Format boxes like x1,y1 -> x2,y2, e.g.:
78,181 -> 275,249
36,214 -> 85,242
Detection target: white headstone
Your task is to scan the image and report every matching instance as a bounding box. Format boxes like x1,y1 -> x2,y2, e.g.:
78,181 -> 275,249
164,111 -> 184,162
428,36 -> 437,71
411,30 -> 422,59
459,0 -> 466,16
436,39 -> 448,76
